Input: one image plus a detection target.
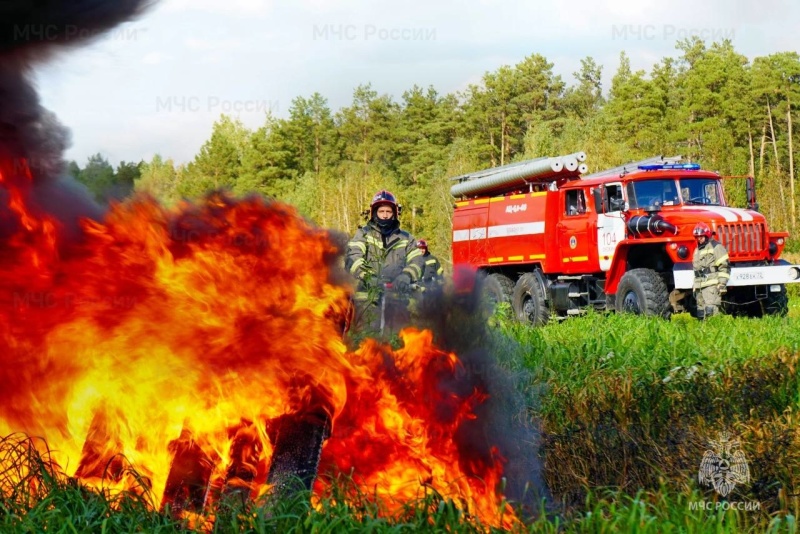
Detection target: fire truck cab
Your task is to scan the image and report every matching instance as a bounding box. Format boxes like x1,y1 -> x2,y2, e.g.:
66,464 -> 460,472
451,157 -> 800,324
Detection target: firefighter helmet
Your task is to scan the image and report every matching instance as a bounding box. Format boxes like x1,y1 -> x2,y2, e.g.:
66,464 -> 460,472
417,239 -> 428,250
370,190 -> 398,219
693,222 -> 712,238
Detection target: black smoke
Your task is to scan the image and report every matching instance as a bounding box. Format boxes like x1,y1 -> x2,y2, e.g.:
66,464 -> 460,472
392,276 -> 553,519
0,0 -> 153,241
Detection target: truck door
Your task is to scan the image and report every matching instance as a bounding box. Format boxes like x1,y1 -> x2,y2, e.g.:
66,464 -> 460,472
558,189 -> 592,273
596,182 -> 627,271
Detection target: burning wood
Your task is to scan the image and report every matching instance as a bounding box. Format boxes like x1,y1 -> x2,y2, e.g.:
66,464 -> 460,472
74,409 -> 125,483
266,408 -> 332,496
156,409 -> 332,515
219,420 -> 264,504
160,427 -> 216,517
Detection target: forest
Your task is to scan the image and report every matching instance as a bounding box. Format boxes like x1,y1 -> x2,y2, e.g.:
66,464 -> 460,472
69,38 -> 800,260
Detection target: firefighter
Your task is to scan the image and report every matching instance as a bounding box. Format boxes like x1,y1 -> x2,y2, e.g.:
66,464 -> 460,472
416,239 -> 444,289
692,222 -> 730,319
412,239 -> 444,315
345,190 -> 425,331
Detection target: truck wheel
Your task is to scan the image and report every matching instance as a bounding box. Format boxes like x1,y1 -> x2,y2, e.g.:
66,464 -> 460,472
481,273 -> 514,308
762,285 -> 789,316
615,268 -> 671,318
512,272 -> 550,326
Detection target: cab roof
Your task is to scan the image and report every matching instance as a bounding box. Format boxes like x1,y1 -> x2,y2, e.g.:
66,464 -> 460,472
561,168 -> 721,189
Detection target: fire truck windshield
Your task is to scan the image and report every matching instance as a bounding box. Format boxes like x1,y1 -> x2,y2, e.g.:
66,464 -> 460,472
627,179 -> 679,209
626,177 -> 723,208
678,177 -> 723,205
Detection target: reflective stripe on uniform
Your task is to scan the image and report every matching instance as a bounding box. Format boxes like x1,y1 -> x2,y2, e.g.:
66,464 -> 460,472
697,249 -> 714,258
406,248 -> 422,261
694,240 -> 729,290
403,264 -> 422,279
349,258 -> 365,274
364,235 -> 383,248
348,241 -> 366,253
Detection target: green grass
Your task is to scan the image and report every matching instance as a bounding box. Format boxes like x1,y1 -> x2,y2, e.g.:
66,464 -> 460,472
492,301 -> 800,533
3,300 -> 800,532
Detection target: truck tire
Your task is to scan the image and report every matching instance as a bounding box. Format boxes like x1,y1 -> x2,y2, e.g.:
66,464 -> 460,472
615,268 -> 671,318
481,272 -> 515,308
762,285 -> 789,316
512,272 -> 550,326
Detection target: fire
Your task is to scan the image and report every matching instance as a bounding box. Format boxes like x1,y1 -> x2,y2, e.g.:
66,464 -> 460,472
0,157 -> 517,529
317,328 -> 516,528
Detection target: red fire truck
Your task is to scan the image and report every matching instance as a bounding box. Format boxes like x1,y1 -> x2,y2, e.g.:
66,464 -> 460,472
451,155 -> 800,324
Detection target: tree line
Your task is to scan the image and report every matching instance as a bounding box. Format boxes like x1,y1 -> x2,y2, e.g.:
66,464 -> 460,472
68,38 -> 800,261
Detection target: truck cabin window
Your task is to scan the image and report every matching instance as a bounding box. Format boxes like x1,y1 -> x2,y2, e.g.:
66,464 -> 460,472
605,184 -> 624,212
679,178 -> 723,205
565,190 -> 586,216
627,179 -> 679,209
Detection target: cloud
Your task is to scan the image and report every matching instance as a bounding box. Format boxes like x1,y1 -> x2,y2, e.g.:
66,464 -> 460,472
142,51 -> 170,64
31,0 -> 800,169
183,37 -> 243,52
163,0 -> 273,16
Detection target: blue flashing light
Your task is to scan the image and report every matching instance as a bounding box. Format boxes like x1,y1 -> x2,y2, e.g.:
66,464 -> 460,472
638,163 -> 701,171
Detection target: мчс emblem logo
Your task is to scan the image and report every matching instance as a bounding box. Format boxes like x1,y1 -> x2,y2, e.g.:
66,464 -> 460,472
698,432 -> 751,497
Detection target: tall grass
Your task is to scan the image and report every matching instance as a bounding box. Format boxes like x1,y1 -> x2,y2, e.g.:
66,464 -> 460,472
495,304 -> 800,532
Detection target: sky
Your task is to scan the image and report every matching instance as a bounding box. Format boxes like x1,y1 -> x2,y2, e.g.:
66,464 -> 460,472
32,0 -> 800,168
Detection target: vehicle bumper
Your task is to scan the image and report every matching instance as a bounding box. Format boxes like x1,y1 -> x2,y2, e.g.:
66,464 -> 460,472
672,261 -> 800,289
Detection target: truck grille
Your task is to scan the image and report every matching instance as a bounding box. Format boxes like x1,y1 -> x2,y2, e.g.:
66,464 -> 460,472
716,223 -> 765,257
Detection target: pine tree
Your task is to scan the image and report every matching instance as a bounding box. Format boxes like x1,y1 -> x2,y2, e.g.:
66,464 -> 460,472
177,115 -> 247,198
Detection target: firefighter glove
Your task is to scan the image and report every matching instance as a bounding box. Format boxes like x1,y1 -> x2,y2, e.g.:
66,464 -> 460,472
393,273 -> 413,294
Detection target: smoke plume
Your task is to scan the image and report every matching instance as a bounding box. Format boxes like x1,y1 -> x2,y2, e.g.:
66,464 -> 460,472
0,0 -> 153,240
390,277 -> 553,517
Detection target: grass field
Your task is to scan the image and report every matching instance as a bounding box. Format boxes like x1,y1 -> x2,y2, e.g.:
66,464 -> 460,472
494,294 -> 800,533
2,297 -> 799,532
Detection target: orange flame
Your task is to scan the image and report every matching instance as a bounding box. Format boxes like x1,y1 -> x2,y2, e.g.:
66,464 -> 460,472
0,158 -> 517,529
318,328 -> 516,528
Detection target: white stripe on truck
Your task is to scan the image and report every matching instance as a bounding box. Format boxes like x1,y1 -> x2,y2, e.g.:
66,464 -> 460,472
454,222 -> 545,241
452,229 -> 469,242
487,222 -> 545,238
698,206 -> 737,222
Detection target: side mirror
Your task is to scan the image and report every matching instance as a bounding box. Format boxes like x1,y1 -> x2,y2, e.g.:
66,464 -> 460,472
746,176 -> 758,211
